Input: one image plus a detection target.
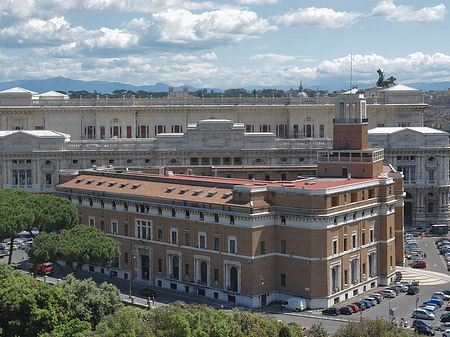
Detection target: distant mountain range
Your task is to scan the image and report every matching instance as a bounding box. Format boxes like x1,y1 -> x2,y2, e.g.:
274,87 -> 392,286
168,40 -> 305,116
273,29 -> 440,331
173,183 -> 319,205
0,76 -> 448,94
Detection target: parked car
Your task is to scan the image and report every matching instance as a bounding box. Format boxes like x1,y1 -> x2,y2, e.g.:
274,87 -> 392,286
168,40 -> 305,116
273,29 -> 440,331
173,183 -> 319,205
412,309 -> 435,320
424,299 -> 442,308
363,297 -> 377,306
434,322 -> 450,331
407,286 -> 419,295
433,292 -> 450,301
412,319 -> 433,329
347,304 -> 360,313
420,306 -> 438,314
414,325 -> 435,336
446,303 -> 450,311
387,286 -> 400,295
444,329 -> 450,337
441,313 -> 450,323
383,289 -> 396,298
412,260 -> 427,268
394,284 -> 409,292
352,302 -> 366,311
339,306 -> 353,315
371,293 -> 383,302
431,297 -> 444,305
360,299 -> 372,308
322,308 -> 340,316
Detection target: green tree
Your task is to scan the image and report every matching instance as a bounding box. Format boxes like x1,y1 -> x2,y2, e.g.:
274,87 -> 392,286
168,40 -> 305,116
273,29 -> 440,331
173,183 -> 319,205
58,275 -> 123,329
51,318 -> 91,337
0,272 -> 71,337
25,194 -> 77,234
28,225 -> 120,276
0,190 -> 34,264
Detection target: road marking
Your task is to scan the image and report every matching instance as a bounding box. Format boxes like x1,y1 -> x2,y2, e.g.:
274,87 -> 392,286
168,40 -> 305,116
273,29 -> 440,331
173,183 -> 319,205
425,243 -> 428,247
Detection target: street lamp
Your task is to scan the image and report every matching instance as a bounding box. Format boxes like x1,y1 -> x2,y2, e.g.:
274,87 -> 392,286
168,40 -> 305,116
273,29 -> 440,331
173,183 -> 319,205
259,275 -> 264,312
129,250 -> 136,301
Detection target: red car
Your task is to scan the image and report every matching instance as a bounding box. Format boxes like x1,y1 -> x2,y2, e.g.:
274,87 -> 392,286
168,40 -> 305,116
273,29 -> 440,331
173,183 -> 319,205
347,304 -> 360,313
411,261 -> 427,268
446,303 -> 450,311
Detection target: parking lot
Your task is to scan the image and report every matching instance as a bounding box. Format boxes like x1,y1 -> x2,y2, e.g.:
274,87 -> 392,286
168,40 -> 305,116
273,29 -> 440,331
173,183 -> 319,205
273,236 -> 450,335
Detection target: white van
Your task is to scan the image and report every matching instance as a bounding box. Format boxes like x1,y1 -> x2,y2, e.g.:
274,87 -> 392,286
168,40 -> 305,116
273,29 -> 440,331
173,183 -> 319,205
281,297 -> 307,311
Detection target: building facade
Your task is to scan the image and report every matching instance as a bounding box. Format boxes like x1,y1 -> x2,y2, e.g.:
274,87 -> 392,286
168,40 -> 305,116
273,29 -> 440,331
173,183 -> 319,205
55,92 -> 404,309
368,127 -> 450,229
0,85 -> 425,141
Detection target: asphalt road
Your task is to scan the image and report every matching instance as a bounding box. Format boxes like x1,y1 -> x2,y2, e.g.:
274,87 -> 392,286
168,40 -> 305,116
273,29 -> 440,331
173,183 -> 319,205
3,236 -> 450,335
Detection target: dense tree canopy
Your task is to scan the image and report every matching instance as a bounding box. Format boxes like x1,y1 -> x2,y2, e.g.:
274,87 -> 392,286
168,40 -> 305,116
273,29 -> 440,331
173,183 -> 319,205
27,225 -> 120,275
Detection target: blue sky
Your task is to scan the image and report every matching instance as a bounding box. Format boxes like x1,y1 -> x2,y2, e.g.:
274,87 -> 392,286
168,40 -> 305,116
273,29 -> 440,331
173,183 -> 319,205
0,0 -> 448,90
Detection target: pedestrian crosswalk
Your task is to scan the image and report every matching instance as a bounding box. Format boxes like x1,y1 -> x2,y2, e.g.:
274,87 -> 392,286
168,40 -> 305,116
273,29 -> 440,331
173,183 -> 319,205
396,266 -> 450,286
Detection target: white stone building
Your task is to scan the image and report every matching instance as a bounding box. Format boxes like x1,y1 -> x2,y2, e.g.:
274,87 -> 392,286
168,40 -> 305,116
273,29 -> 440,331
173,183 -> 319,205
368,127 -> 450,228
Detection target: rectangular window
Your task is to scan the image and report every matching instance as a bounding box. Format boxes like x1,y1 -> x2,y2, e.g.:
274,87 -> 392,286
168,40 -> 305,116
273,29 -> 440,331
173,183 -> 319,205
45,174 -> 52,185
214,214 -> 219,223
332,238 -> 338,255
185,233 -> 190,246
343,237 -> 347,251
369,228 -> 374,243
111,220 -> 118,235
362,263 -> 366,276
136,219 -> 152,240
344,270 -> 348,284
124,252 -> 128,267
158,259 -> 162,273
214,238 -> 219,251
12,170 -> 18,185
229,239 -> 236,254
199,234 -> 206,249
124,224 -> 129,237
352,232 -> 357,249
229,215 -> 234,225
280,274 -> 286,287
171,230 -> 178,244
89,217 -> 95,227
319,124 -> 324,138
100,221 -> 105,233
199,212 -> 204,221
260,241 -> 265,255
19,170 -> 25,185
362,232 -> 365,245
281,240 -> 286,254
158,229 -> 162,241
428,171 -> 434,181
281,216 -> 286,225
185,264 -> 190,278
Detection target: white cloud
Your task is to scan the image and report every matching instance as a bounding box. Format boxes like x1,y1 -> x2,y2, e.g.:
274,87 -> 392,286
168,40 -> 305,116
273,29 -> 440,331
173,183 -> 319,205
202,52 -> 218,61
371,0 -> 447,24
150,8 -> 276,47
237,0 -> 278,5
273,7 -> 360,28
0,16 -> 84,46
250,53 -> 296,63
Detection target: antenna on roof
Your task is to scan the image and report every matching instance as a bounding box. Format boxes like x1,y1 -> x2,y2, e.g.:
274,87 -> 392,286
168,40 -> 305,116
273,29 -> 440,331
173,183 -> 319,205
349,53 -> 353,91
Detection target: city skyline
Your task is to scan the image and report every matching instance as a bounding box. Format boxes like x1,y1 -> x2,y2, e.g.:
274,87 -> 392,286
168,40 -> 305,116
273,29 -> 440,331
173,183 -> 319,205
0,0 -> 449,89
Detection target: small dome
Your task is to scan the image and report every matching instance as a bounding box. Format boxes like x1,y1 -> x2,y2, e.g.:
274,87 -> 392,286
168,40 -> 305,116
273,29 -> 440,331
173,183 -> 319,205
297,91 -> 308,98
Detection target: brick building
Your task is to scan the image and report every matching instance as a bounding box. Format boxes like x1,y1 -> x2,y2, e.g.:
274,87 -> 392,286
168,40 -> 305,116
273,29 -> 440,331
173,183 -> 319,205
55,91 -> 404,309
